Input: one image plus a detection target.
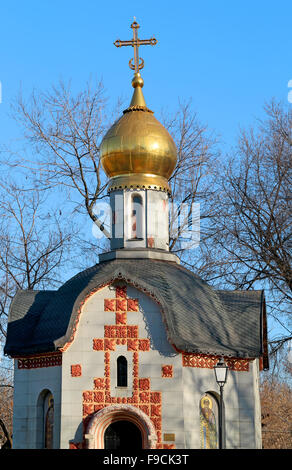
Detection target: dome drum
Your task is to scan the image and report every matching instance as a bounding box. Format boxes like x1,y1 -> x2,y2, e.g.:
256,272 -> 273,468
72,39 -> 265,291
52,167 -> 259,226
106,173 -> 172,193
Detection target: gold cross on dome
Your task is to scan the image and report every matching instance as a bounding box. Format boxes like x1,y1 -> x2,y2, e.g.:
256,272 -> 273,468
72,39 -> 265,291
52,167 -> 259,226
114,20 -> 157,73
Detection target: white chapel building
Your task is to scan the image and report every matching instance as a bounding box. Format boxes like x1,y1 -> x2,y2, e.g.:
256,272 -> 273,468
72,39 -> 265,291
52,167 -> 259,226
4,22 -> 268,450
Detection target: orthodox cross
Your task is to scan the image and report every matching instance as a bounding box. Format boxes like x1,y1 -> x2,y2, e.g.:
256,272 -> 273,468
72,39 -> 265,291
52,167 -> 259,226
114,20 -> 157,73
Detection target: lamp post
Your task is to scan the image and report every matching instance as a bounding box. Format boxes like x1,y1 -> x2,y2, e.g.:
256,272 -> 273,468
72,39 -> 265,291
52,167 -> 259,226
214,357 -> 229,449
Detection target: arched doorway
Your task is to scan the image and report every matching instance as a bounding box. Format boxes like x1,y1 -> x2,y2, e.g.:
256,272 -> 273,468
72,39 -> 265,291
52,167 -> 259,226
84,404 -> 157,449
104,420 -> 142,449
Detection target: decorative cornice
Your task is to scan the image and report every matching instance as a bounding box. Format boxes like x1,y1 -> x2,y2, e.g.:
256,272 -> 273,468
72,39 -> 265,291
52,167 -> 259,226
123,105 -> 153,114
17,352 -> 62,369
182,352 -> 251,372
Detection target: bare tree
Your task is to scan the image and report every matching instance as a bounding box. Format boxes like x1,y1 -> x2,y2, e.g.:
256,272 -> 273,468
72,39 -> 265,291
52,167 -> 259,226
261,370 -> 292,449
210,100 -> 292,351
161,100 -> 221,277
0,180 -> 74,446
10,80 -> 112,236
0,364 -> 13,448
0,181 -> 72,339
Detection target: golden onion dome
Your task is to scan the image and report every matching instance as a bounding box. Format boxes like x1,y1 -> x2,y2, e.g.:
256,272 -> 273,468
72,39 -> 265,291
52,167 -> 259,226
100,73 -> 177,193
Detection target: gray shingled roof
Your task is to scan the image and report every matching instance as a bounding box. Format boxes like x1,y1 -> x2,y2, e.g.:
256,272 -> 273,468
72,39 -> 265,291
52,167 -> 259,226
4,258 -> 266,358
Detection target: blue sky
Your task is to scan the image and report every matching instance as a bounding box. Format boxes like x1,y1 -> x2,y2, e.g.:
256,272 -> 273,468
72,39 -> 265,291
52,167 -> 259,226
1,0 -> 292,148
0,1 -> 291,363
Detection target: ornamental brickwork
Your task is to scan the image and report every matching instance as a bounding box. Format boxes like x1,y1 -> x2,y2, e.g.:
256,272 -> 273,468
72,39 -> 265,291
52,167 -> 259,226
80,284 -> 168,449
162,365 -> 173,378
71,364 -> 82,377
17,352 -> 62,369
182,352 -> 251,371
62,282 -> 257,450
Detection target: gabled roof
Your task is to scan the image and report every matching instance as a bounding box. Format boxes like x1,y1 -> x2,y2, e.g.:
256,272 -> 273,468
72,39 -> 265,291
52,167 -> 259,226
4,258 -> 268,361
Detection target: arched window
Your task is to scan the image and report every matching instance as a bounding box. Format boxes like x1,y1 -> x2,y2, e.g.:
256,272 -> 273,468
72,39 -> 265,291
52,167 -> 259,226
117,356 -> 128,387
199,393 -> 219,449
36,390 -> 54,449
131,194 -> 143,239
44,394 -> 54,449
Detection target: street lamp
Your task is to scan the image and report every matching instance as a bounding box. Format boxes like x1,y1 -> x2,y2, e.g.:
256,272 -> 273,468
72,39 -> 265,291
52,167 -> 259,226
214,357 -> 229,449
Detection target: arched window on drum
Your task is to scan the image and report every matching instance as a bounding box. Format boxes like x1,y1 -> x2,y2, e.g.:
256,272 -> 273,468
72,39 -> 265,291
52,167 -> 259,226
131,194 -> 143,239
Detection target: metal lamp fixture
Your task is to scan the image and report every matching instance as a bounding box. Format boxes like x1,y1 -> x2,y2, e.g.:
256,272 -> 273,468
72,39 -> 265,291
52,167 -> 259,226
214,357 -> 228,387
214,357 -> 229,449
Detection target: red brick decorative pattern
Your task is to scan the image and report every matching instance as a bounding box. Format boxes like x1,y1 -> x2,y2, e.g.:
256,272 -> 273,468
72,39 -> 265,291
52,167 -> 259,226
71,364 -> 82,377
17,352 -> 62,369
104,325 -> 138,339
93,327 -> 151,353
93,339 -> 104,351
139,378 -> 150,390
82,284 -> 165,449
182,352 -> 251,371
116,312 -> 127,325
116,286 -> 127,299
104,298 -> 116,311
139,339 -> 150,351
93,378 -> 105,390
127,298 -> 139,311
162,365 -> 173,378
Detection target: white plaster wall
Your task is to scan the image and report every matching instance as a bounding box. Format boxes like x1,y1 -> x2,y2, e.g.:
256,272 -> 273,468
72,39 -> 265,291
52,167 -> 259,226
146,190 -> 169,250
110,190 -> 124,250
60,283 -> 184,449
182,359 -> 262,449
12,362 -> 61,449
253,359 -> 263,449
132,287 -> 183,448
